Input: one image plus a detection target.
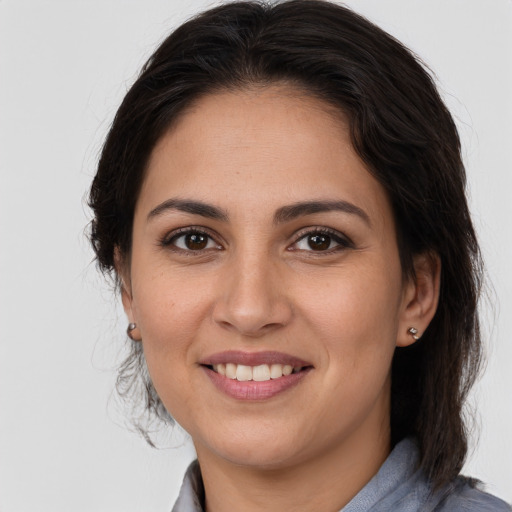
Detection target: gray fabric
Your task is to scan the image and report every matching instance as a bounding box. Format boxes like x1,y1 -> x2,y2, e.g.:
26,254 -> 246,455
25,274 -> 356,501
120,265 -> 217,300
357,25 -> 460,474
340,439 -> 510,511
171,438 -> 511,511
172,459 -> 204,512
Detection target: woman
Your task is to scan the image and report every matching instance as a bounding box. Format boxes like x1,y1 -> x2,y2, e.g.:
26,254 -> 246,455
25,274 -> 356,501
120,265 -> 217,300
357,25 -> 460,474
88,1 -> 510,510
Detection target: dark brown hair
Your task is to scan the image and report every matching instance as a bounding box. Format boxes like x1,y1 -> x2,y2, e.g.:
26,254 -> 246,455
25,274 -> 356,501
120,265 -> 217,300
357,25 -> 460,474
89,0 -> 483,489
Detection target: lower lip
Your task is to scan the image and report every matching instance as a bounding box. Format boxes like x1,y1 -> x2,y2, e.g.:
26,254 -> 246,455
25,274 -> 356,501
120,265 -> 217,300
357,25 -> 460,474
202,366 -> 311,400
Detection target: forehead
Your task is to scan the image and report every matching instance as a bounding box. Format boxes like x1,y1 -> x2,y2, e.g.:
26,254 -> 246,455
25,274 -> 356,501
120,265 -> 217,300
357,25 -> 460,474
137,86 -> 391,227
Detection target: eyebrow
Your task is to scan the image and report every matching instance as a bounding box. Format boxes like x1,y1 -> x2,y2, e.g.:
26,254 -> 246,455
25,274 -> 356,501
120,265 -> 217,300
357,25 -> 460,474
147,199 -> 229,222
273,200 -> 371,226
147,198 -> 370,226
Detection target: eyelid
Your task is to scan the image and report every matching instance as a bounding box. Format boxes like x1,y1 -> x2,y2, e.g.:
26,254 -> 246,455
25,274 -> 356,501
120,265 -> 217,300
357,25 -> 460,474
289,226 -> 354,251
160,226 -> 223,250
158,225 -> 353,253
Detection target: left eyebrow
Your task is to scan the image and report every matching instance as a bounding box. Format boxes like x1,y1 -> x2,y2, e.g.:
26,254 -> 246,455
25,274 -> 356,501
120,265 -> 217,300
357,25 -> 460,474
273,200 -> 371,226
147,198 -> 229,222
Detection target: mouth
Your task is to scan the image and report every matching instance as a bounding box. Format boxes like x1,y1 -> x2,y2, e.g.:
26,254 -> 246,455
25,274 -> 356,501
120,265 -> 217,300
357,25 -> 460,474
204,362 -> 309,382
199,351 -> 313,400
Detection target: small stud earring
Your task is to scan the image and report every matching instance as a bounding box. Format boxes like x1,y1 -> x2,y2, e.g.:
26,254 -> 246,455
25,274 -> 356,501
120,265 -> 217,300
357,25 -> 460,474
407,327 -> 420,341
127,322 -> 141,341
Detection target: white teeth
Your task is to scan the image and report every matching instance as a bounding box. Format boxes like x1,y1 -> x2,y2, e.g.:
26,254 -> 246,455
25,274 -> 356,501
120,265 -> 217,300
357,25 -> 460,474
270,364 -> 284,379
282,365 -> 293,376
225,363 -> 237,380
236,364 -> 253,381
211,362 -> 303,380
252,364 -> 271,381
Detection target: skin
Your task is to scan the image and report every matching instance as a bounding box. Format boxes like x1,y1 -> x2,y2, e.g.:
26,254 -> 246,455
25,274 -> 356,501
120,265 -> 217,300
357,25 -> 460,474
120,86 -> 440,512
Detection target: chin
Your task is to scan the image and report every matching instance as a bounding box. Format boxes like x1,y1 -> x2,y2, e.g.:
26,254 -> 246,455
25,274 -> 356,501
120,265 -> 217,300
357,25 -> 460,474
196,426 -> 309,470
220,446 -> 302,470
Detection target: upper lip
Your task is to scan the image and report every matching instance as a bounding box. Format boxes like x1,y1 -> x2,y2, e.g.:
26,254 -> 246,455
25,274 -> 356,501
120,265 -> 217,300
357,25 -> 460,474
199,350 -> 313,368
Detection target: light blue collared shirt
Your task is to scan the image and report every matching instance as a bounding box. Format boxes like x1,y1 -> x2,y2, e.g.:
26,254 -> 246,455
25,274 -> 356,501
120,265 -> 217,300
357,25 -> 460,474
171,438 -> 510,511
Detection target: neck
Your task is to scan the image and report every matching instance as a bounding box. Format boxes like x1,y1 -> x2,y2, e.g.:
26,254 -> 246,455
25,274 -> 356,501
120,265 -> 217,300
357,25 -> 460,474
195,419 -> 390,512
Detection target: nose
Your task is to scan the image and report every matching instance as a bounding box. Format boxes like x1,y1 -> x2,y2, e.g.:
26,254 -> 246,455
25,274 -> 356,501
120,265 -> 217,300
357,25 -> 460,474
212,251 -> 293,337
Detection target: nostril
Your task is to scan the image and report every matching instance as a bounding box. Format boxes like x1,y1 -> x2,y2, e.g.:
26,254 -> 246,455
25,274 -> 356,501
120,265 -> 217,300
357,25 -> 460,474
212,281 -> 294,336
215,317 -> 285,337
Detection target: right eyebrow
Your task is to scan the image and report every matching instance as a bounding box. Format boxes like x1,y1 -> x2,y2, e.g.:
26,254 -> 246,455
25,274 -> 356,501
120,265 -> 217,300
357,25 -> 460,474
147,198 -> 229,222
273,200 -> 371,227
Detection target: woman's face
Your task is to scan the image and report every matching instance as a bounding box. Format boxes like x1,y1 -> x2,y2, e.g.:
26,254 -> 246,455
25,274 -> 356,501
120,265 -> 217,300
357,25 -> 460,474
123,86 -> 419,471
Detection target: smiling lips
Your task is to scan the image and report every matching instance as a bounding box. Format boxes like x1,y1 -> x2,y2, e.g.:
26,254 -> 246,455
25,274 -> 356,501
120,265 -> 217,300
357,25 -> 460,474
213,362 -> 300,381
200,351 -> 313,400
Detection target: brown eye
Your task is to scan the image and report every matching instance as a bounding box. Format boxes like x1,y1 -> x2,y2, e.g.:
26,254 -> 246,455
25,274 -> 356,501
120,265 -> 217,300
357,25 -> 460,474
185,233 -> 208,250
292,229 -> 353,253
307,234 -> 332,251
165,229 -> 220,251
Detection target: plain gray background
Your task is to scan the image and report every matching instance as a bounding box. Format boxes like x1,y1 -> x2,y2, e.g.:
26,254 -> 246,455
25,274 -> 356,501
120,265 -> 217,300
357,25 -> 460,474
0,0 -> 510,510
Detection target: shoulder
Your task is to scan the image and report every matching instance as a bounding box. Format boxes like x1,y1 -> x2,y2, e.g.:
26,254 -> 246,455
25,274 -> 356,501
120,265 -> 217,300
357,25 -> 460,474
347,439 -> 511,512
434,477 -> 511,512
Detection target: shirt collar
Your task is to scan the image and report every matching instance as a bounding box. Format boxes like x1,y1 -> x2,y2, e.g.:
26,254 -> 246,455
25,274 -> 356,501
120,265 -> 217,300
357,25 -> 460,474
172,438 -> 427,512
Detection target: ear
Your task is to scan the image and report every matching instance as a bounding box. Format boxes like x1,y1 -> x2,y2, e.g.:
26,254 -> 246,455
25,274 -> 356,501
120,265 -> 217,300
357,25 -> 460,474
115,247 -> 141,341
397,252 -> 441,347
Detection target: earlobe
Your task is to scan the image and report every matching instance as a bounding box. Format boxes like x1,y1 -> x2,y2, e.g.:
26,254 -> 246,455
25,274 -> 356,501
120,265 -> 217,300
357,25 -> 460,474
115,247 -> 140,340
397,252 -> 441,347
126,322 -> 142,342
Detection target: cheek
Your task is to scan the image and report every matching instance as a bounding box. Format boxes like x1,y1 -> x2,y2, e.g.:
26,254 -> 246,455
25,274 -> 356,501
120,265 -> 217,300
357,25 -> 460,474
131,252 -> 209,326
131,273 -> 202,415
298,260 -> 403,365
306,262 -> 402,319
130,264 -> 223,399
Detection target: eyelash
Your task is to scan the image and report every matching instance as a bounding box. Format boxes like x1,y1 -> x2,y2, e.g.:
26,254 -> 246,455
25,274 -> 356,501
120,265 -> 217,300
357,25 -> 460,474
160,226 -> 222,253
159,226 -> 354,255
291,227 -> 354,253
